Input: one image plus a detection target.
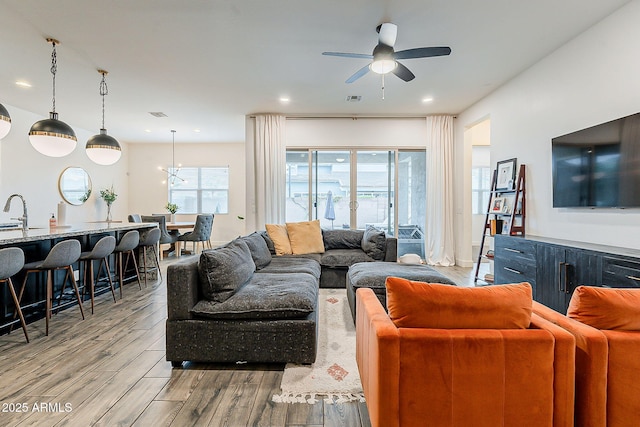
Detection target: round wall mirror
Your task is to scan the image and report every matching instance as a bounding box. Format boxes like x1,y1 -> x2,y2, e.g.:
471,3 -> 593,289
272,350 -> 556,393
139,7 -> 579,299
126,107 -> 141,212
58,167 -> 92,205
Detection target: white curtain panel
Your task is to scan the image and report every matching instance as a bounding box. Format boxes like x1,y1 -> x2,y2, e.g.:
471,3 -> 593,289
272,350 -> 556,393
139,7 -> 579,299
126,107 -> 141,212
425,115 -> 456,266
253,114 -> 287,228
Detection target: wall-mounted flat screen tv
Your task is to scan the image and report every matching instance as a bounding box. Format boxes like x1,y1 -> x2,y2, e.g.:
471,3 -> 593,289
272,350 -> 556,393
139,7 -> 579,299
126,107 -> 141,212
552,112 -> 640,208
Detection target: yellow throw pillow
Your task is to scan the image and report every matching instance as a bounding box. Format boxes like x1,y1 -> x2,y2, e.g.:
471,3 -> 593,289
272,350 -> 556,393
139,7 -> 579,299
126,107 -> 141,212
265,223 -> 292,255
286,220 -> 325,255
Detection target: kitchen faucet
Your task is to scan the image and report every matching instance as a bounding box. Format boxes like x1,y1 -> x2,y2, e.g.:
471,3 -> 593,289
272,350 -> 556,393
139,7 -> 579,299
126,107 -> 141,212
3,194 -> 28,231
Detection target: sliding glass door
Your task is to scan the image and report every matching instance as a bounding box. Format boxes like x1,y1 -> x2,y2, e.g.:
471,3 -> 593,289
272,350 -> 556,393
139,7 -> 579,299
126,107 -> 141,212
355,151 -> 394,234
286,148 -> 426,257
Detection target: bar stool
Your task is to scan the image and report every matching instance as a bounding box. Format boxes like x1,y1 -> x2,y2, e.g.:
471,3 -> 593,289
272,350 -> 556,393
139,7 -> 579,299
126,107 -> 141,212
18,239 -> 84,336
113,230 -> 142,298
79,235 -> 116,314
0,248 -> 29,343
137,228 -> 161,288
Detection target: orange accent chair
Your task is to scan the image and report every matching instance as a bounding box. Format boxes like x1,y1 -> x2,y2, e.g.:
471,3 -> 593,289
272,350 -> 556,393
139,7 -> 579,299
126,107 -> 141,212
356,278 -> 575,427
533,286 -> 640,427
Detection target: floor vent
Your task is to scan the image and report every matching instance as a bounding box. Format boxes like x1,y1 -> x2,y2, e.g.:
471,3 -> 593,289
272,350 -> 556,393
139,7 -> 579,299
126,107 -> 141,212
345,95 -> 362,102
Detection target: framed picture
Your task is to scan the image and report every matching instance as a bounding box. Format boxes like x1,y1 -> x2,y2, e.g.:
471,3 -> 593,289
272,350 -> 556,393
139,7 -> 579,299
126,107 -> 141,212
501,198 -> 511,214
491,197 -> 506,212
496,158 -> 517,190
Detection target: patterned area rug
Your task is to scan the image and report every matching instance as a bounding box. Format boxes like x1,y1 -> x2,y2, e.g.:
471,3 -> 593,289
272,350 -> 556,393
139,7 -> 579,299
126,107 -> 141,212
272,288 -> 365,404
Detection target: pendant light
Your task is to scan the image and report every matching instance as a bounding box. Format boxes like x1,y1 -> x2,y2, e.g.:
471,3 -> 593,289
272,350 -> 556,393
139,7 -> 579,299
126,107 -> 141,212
28,38 -> 77,157
0,103 -> 10,139
86,70 -> 122,165
160,130 -> 185,186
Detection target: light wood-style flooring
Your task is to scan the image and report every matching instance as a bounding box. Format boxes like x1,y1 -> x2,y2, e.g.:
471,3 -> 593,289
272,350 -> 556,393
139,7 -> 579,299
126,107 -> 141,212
0,257 -> 478,427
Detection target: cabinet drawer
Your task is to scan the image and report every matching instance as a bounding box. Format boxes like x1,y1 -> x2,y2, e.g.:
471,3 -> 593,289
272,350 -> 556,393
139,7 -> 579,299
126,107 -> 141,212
495,237 -> 536,266
495,258 -> 537,285
602,256 -> 640,288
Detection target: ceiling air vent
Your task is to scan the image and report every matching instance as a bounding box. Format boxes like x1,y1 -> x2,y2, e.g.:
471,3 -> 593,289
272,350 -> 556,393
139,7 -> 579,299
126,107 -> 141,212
149,112 -> 168,118
345,95 -> 362,102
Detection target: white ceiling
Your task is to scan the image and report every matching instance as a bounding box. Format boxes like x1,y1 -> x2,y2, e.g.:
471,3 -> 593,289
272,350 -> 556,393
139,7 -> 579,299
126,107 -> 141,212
0,0 -> 631,144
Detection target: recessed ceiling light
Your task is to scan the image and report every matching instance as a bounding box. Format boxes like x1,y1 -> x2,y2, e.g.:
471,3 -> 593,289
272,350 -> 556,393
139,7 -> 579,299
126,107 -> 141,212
144,129 -> 152,133
422,97 -> 434,103
15,81 -> 32,88
279,96 -> 290,103
193,129 -> 201,133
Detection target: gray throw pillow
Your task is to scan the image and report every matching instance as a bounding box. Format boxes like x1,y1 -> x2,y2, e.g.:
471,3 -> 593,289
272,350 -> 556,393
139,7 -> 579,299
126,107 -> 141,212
198,239 -> 256,302
260,231 -> 276,255
361,226 -> 387,260
241,232 -> 272,269
323,229 -> 365,250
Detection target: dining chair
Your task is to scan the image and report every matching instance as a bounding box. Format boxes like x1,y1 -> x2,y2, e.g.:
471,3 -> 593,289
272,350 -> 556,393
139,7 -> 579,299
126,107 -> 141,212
141,215 -> 179,259
177,214 -> 214,256
128,214 -> 142,223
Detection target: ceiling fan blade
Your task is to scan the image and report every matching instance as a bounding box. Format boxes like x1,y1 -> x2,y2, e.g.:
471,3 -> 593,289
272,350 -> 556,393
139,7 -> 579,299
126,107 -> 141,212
346,64 -> 371,83
377,22 -> 397,47
392,62 -> 415,82
394,46 -> 451,60
322,52 -> 373,59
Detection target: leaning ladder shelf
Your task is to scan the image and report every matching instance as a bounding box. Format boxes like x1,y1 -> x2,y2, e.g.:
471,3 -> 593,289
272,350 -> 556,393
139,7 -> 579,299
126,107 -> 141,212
474,164 -> 526,284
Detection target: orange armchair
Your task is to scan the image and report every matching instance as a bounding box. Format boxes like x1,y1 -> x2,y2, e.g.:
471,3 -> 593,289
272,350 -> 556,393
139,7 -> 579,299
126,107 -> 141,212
356,279 -> 575,427
534,286 -> 640,427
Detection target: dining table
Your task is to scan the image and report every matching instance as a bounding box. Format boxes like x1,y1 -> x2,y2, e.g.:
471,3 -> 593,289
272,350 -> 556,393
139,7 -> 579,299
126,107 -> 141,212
166,221 -> 195,230
165,222 -> 195,256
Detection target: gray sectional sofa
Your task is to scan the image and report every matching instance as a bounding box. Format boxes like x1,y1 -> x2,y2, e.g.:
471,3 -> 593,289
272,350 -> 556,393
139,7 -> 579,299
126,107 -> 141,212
165,228 -> 396,366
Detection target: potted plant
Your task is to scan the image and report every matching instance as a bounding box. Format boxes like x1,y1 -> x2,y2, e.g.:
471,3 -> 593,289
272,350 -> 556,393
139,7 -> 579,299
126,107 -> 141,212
99,186 -> 117,222
166,202 -> 179,223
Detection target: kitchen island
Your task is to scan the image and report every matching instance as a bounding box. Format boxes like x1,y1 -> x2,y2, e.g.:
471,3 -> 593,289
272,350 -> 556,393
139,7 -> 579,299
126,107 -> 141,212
0,222 -> 156,335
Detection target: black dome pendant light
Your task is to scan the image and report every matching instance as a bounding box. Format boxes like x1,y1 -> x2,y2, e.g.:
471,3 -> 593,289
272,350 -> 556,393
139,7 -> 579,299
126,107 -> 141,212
28,38 -> 77,157
0,103 -> 11,139
86,69 -> 122,165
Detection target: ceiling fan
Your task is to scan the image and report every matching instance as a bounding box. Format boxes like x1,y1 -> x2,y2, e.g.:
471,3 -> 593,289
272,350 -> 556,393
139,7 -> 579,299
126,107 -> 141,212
323,22 -> 451,84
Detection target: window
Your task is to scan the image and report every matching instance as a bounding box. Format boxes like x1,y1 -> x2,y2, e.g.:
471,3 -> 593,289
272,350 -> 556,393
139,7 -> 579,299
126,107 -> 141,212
168,167 -> 229,214
472,166 -> 491,214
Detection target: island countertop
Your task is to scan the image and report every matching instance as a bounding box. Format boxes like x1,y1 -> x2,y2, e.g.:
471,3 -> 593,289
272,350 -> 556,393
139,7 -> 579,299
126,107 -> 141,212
0,222 -> 156,246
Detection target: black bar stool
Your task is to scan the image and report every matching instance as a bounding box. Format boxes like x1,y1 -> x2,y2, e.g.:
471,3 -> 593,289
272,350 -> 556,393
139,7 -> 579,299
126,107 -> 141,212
79,235 -> 116,314
18,239 -> 84,336
0,247 -> 29,343
137,228 -> 161,288
113,230 -> 142,298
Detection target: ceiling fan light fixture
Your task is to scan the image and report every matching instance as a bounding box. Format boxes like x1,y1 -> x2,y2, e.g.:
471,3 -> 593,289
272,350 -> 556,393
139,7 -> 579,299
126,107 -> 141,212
370,59 -> 397,74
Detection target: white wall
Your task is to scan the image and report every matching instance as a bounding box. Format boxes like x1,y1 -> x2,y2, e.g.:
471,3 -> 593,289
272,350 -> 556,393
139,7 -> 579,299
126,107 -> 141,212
286,117 -> 427,148
455,0 -> 640,263
127,142 -> 246,244
0,103 -> 130,227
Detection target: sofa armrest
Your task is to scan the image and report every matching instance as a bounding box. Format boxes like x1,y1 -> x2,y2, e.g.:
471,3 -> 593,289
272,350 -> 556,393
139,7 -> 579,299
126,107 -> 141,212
530,312 -> 576,427
356,288 -> 401,427
167,256 -> 201,321
384,237 -> 397,262
533,301 -> 608,427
